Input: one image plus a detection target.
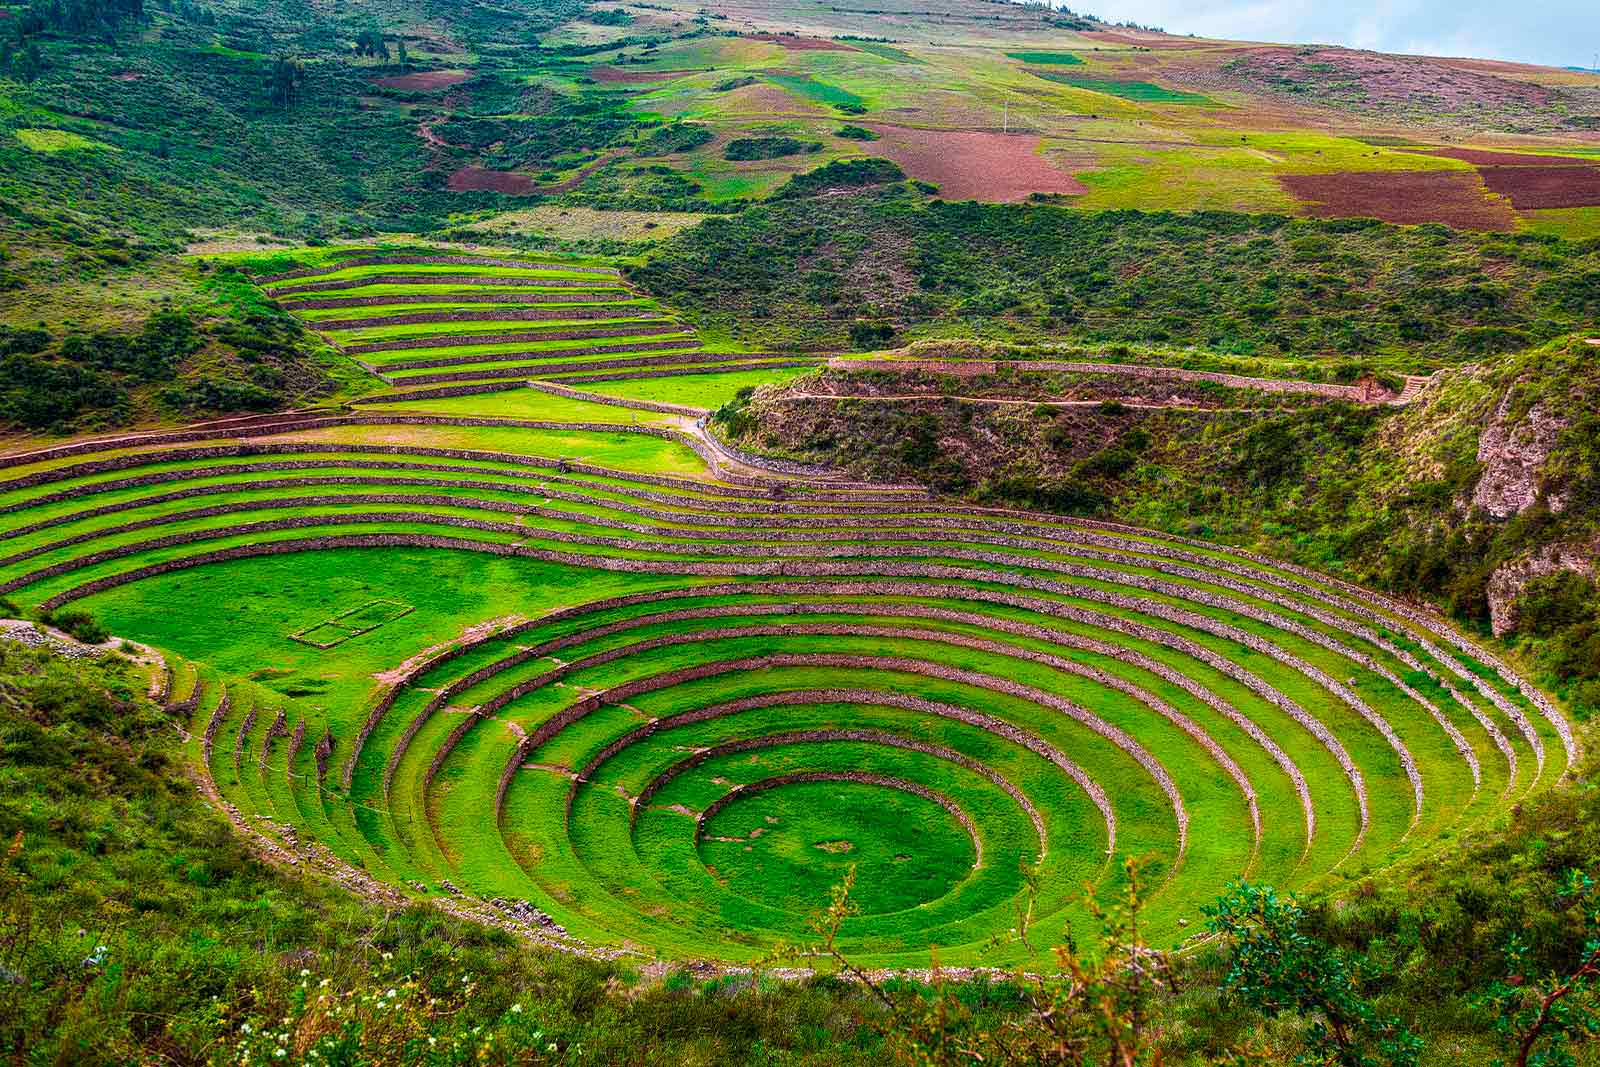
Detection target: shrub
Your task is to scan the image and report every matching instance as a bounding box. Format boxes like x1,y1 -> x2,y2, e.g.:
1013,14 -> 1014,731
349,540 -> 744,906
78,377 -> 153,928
724,137 -> 823,161
835,125 -> 879,141
848,320 -> 896,349
1206,883 -> 1423,1067
775,158 -> 905,199
637,122 -> 713,156
48,609 -> 110,644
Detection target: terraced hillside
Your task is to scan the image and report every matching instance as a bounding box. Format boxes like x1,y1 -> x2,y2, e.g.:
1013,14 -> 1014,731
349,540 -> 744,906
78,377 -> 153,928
252,251 -> 822,406
0,357 -> 1576,968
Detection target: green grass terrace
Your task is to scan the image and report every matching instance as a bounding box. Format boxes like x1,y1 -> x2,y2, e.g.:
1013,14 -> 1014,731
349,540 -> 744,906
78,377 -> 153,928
0,409 -> 1574,969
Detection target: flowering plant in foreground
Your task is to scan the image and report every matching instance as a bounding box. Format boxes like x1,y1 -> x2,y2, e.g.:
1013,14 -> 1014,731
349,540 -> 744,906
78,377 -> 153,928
221,956 -> 576,1067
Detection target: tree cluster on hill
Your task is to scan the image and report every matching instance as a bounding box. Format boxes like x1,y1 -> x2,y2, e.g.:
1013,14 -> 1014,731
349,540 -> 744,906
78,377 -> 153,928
13,0 -> 146,39
633,185 -> 1600,367
0,271 -> 330,432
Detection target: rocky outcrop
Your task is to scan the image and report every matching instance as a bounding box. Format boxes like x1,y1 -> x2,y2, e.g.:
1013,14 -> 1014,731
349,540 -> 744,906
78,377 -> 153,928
1486,537 -> 1599,637
1473,392 -> 1568,519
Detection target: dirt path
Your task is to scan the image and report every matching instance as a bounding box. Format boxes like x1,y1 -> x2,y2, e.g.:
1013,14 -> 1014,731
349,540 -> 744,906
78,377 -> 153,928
784,393 -> 1284,413
827,359 -> 1435,407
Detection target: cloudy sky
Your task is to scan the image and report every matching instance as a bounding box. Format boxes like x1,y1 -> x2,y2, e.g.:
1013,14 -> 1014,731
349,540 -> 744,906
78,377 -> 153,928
1082,1 -> 1597,68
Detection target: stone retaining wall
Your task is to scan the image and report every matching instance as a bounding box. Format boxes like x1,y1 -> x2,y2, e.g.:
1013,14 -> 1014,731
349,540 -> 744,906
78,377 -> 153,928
0,511 -> 532,595
695,771 -> 980,859
255,255 -> 620,283
284,293 -> 626,310
527,381 -> 705,417
549,360 -> 817,386
286,719 -> 307,777
0,492 -> 537,569
498,655 -> 1117,848
201,688 -> 230,764
381,347 -> 738,386
1,438 -> 894,503
262,708 -> 288,776
0,415 -> 772,489
267,275 -> 623,296
345,323 -> 685,355
233,704 -> 257,772
355,382 -> 531,404
379,338 -> 700,372
510,644 -> 1182,846
315,307 -> 662,331
623,723 -> 1045,848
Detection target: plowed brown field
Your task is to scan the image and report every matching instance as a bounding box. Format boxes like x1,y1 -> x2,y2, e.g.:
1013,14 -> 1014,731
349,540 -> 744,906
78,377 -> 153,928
862,126 -> 1086,202
1477,164 -> 1600,208
1280,169 -> 1516,231
373,69 -> 472,91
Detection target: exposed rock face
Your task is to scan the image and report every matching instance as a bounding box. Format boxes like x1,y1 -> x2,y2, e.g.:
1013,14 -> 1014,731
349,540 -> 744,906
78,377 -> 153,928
1473,392 -> 1568,519
1486,537 -> 1599,637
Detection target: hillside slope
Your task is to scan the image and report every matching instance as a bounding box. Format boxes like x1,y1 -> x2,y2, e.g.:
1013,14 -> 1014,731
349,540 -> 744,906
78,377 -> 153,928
721,333 -> 1600,716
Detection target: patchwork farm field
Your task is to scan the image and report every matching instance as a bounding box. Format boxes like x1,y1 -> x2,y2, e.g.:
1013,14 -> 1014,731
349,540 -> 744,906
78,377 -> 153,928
0,248 -> 1577,969
444,0 -> 1600,234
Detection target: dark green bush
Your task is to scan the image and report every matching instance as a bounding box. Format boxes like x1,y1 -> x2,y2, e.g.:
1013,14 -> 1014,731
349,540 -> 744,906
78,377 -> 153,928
724,136 -> 822,161
637,122 -> 714,156
775,158 -> 905,199
835,124 -> 880,141
47,609 -> 109,644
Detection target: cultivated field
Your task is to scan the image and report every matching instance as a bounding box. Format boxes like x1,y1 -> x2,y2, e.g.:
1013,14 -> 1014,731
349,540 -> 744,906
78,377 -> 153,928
247,249 -> 820,408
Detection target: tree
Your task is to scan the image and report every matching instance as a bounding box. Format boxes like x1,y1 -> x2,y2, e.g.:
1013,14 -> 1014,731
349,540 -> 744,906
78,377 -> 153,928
267,55 -> 304,108
1478,868 -> 1600,1067
11,41 -> 44,83
354,26 -> 388,61
396,38 -> 408,70
1204,882 -> 1422,1067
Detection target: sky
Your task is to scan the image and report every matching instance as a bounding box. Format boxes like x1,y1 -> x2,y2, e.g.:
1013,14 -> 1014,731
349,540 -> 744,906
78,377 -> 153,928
1076,1 -> 1598,69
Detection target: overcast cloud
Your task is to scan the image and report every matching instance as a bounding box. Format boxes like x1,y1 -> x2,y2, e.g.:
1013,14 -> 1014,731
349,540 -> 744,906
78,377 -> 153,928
1081,1 -> 1599,69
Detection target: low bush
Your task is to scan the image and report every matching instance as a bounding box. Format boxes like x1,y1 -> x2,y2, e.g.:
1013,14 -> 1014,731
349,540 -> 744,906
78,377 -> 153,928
45,608 -> 109,644
636,122 -> 714,156
724,137 -> 823,161
775,158 -> 906,199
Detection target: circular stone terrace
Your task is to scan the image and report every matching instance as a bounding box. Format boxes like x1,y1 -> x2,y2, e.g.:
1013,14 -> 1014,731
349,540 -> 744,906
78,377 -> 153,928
0,251 -> 1575,970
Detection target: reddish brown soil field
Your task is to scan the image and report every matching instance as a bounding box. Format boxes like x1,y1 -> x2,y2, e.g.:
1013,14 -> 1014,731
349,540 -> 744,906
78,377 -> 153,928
863,125 -> 1086,202
373,69 -> 473,91
1080,30 -> 1210,49
1477,164 -> 1600,208
587,66 -> 708,83
743,33 -> 855,51
1418,147 -> 1599,167
447,166 -> 537,195
1279,170 -> 1517,231
1230,47 -> 1551,111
